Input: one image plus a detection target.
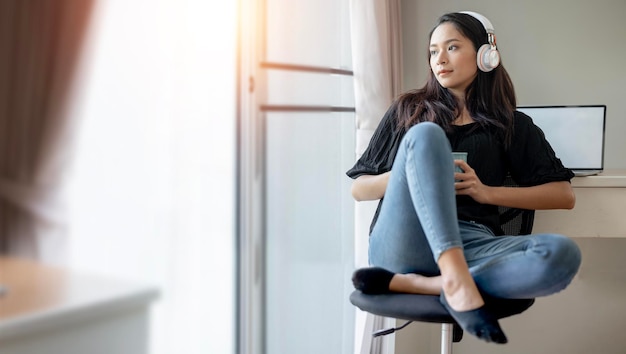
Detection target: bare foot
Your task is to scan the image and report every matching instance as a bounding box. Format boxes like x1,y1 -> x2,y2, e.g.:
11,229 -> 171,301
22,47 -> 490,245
389,273 -> 441,295
441,274 -> 484,311
438,248 -> 484,311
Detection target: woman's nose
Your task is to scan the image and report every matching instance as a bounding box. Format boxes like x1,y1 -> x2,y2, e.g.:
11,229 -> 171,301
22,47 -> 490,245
436,52 -> 447,65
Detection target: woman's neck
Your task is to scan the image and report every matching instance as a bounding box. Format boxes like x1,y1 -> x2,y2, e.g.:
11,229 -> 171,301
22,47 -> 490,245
453,107 -> 475,126
450,91 -> 473,125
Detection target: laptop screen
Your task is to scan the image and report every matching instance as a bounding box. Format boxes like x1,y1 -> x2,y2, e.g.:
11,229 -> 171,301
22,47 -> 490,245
516,105 -> 606,171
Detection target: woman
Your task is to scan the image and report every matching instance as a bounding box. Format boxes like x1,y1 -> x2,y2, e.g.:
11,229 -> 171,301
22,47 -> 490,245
347,12 -> 581,344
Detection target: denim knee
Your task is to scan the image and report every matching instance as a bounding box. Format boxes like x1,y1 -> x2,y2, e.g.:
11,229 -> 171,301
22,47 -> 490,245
533,234 -> 582,285
404,122 -> 448,149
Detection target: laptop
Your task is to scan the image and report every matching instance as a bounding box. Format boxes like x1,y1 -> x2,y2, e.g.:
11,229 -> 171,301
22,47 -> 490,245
516,105 -> 606,177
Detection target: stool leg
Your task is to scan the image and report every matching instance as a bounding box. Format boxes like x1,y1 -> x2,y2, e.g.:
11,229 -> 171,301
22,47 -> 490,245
441,323 -> 453,354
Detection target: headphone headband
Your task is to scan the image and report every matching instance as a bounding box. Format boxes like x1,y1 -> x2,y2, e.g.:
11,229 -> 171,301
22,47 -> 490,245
460,11 -> 495,35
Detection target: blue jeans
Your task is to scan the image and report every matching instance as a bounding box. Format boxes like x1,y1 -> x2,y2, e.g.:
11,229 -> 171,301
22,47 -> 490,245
369,122 -> 581,299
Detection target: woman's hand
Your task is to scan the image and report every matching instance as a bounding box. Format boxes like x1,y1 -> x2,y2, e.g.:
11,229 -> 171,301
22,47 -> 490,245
453,160 -> 491,204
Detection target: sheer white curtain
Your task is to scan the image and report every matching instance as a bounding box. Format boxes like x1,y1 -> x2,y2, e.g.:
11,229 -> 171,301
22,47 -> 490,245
66,1 -> 236,354
349,0 -> 403,353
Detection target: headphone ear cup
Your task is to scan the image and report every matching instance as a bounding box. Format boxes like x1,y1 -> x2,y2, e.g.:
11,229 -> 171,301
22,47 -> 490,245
477,44 -> 500,72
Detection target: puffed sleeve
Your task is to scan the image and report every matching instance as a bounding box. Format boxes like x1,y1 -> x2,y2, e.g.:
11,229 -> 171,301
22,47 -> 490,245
507,111 -> 574,186
346,105 -> 404,179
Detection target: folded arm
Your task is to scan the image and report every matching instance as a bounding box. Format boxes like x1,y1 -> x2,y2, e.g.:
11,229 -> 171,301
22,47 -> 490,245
454,161 -> 575,210
351,172 -> 390,201
476,181 -> 575,210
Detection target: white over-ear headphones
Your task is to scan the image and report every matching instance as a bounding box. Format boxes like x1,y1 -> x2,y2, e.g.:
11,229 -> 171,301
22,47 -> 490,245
460,11 -> 500,72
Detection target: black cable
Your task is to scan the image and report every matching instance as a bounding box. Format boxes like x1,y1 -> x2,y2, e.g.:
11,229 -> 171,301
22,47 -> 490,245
372,320 -> 413,337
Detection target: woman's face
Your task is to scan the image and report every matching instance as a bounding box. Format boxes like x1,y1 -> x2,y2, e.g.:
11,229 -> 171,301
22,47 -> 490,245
429,23 -> 478,98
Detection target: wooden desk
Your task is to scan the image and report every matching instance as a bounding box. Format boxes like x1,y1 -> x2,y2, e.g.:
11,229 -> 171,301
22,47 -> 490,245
533,169 -> 626,237
0,257 -> 159,354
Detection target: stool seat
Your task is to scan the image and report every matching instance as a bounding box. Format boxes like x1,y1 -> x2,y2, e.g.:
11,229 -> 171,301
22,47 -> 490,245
351,290 -> 535,325
351,292 -> 453,324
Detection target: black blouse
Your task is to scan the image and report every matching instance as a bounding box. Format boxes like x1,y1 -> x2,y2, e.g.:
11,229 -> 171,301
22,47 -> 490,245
346,105 -> 574,235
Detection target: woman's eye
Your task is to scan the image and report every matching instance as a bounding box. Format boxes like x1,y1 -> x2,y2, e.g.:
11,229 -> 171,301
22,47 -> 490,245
430,50 -> 438,56
448,45 -> 457,51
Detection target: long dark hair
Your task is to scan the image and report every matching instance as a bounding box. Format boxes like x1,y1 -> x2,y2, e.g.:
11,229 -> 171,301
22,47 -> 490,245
396,12 -> 516,145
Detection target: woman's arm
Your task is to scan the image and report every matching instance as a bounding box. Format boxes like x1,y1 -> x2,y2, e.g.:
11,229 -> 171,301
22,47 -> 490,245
454,161 -> 575,210
351,172 -> 391,201
479,181 -> 575,210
